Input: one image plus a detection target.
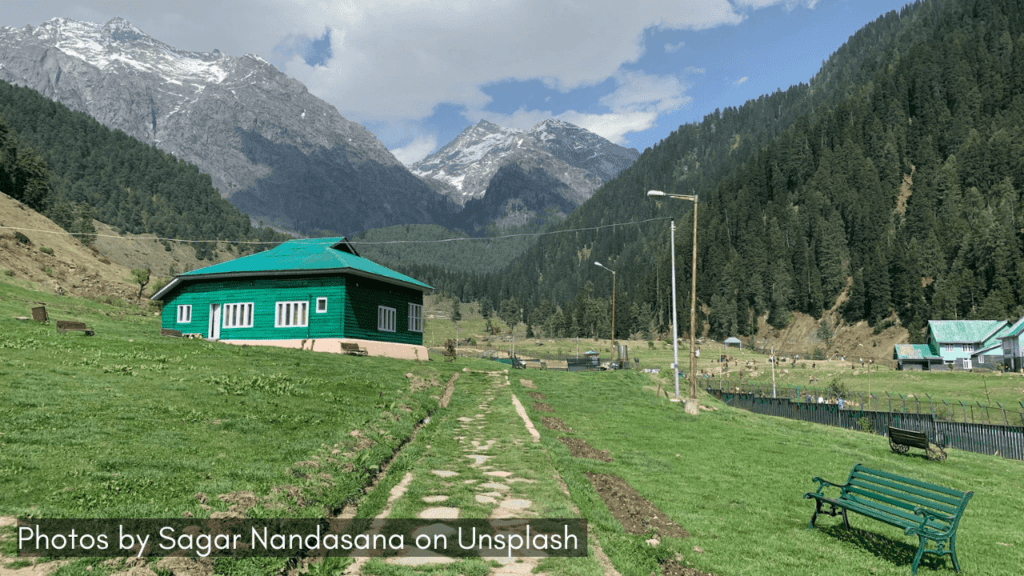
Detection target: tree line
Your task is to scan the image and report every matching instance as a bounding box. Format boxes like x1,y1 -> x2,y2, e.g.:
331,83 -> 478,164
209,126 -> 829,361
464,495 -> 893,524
0,80 -> 288,258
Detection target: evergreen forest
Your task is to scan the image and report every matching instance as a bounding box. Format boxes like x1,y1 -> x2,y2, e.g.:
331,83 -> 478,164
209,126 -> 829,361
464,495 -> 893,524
416,0 -> 1024,344
0,80 -> 287,258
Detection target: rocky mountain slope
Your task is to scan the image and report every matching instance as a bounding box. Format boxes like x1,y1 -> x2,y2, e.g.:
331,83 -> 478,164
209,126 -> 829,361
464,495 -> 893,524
0,17 -> 456,235
411,119 -> 639,207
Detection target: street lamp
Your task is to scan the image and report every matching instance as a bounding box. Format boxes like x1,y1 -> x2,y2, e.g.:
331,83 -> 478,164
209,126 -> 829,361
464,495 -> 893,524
594,261 -> 616,363
647,190 -> 700,415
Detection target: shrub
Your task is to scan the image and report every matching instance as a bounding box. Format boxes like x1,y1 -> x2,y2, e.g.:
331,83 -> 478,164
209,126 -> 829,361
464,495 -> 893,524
442,339 -> 457,362
44,266 -> 53,275
40,247 -> 53,255
812,348 -> 826,360
14,232 -> 31,245
858,416 -> 874,434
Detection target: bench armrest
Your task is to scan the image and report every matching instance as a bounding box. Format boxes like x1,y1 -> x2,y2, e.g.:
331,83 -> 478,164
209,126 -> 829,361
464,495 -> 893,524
905,507 -> 955,536
806,476 -> 845,497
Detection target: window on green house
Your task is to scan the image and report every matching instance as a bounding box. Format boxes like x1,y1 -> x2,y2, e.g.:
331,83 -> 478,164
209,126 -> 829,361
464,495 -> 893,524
223,303 -> 254,328
176,305 -> 191,323
276,301 -> 308,328
316,297 -> 328,313
378,306 -> 396,332
408,303 -> 423,332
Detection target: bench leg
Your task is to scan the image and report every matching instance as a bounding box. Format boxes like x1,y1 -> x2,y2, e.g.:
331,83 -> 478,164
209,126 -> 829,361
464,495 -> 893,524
911,535 -> 927,576
807,499 -> 821,529
841,507 -> 850,530
950,534 -> 962,573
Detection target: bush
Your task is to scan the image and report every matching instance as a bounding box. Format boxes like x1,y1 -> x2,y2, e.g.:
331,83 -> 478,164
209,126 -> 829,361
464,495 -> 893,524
40,247 -> 53,255
812,348 -> 826,360
14,232 -> 31,245
858,416 -> 874,434
3,270 -> 14,277
44,266 -> 53,275
442,339 -> 457,362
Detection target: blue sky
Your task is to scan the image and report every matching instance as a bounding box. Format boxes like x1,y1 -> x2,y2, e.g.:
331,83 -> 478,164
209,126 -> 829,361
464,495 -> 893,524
4,1 -> 914,164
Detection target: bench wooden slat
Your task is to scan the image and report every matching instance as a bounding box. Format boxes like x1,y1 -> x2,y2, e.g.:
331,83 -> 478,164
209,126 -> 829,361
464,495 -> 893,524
844,487 -> 953,526
831,498 -> 950,533
847,483 -> 958,519
849,473 -> 963,511
855,466 -> 965,499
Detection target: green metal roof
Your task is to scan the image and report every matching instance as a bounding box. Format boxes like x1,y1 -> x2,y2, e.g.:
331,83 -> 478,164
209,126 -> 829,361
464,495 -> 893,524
152,237 -> 431,300
1003,317 -> 1024,338
893,344 -> 941,361
927,320 -> 1008,344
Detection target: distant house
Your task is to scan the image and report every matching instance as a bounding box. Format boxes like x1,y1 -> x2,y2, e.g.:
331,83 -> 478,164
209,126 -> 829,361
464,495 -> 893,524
723,337 -> 742,349
151,237 -> 431,360
895,320 -> 1010,371
998,317 -> 1024,371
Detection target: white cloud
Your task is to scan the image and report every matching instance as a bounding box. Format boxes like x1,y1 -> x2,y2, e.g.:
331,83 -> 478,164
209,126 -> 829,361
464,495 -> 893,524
390,134 -> 439,166
664,41 -> 685,53
281,0 -> 749,122
734,76 -> 749,86
733,0 -> 818,10
471,70 -> 692,144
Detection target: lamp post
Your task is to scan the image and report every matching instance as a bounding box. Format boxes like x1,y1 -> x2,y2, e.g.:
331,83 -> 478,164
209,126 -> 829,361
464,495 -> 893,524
594,261 -> 616,363
648,190 -> 699,415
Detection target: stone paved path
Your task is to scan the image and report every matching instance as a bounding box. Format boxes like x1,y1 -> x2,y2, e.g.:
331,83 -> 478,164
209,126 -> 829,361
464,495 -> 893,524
339,369 -> 613,576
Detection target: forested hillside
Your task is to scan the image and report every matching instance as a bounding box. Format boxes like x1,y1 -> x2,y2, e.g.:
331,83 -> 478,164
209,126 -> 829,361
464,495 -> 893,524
432,0 -> 1024,343
0,81 -> 286,258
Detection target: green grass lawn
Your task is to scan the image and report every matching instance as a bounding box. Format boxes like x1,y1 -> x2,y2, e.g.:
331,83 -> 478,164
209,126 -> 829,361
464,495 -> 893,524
0,280 -> 459,520
518,369 -> 1024,576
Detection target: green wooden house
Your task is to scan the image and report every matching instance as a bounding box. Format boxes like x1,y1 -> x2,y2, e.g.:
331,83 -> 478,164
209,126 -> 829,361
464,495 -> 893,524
894,319 -> 1010,371
151,237 -> 432,359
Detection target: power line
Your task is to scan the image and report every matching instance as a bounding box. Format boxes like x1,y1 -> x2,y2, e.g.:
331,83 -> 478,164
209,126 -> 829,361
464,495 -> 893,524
0,216 -> 673,247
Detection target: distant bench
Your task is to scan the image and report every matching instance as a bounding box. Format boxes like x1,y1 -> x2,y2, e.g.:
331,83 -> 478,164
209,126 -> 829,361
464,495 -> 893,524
341,342 -> 368,356
889,426 -> 947,461
56,320 -> 94,336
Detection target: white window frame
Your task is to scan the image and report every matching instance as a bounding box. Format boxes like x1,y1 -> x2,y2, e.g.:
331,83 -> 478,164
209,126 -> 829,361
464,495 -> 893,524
222,302 -> 254,329
316,297 -> 328,313
408,303 -> 423,333
942,344 -> 955,354
962,344 -> 974,354
378,306 -> 396,332
176,304 -> 192,324
275,301 -> 309,328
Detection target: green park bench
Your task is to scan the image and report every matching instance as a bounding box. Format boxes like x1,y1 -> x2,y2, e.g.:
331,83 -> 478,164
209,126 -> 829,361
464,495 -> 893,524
804,463 -> 972,575
889,426 -> 948,461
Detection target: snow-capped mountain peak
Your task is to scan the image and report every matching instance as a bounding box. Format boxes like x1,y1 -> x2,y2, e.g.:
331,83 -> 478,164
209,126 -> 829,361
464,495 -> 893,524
29,17 -> 230,85
410,118 -> 639,206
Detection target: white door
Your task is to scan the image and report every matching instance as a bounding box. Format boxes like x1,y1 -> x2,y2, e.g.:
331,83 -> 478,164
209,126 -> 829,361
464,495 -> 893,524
962,358 -> 972,370
209,303 -> 221,340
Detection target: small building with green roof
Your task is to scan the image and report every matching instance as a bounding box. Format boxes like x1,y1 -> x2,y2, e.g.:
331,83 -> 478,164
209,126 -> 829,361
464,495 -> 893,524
151,237 -> 431,359
998,317 -> 1024,371
894,319 -> 1011,371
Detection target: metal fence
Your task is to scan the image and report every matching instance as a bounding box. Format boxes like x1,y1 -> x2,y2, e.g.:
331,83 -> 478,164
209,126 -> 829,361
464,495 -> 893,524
706,383 -> 1024,461
709,379 -> 1024,427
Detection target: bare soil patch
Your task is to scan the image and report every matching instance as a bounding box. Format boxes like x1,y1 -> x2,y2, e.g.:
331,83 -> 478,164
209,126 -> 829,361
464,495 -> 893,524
660,560 -> 715,576
585,473 -> 689,538
541,417 -> 573,432
528,392 -> 546,400
558,437 -> 612,462
532,402 -> 555,413
439,373 -> 458,408
519,379 -> 537,389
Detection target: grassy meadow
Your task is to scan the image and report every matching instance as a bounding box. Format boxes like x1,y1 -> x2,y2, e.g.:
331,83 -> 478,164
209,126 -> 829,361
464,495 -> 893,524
2,283 -> 1023,575
0,280 -> 459,520
515,370 -> 1024,576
